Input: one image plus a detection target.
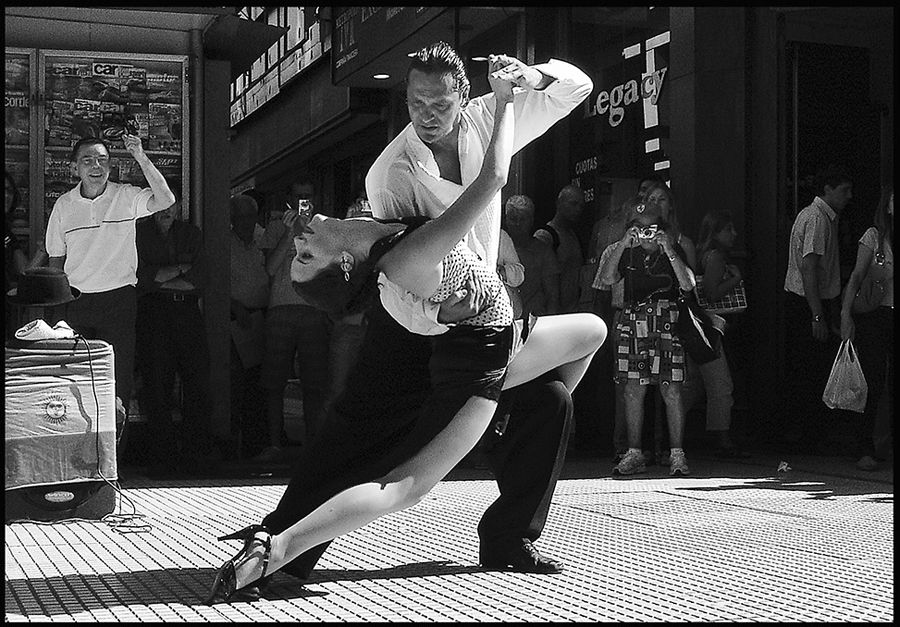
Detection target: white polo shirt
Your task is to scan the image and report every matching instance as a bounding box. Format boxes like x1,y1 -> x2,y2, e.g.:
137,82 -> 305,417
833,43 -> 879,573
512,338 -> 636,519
366,58 -> 593,334
45,181 -> 154,293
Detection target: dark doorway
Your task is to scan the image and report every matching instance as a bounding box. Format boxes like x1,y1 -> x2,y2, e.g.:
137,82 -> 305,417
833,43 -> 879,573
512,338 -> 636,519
786,42 -> 882,275
768,41 -> 883,445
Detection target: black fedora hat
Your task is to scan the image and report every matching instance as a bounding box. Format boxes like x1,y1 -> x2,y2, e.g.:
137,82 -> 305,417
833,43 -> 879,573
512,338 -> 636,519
7,267 -> 81,307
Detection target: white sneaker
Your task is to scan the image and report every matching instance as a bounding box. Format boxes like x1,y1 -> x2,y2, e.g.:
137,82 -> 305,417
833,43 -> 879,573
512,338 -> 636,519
613,450 -> 646,476
669,450 -> 691,476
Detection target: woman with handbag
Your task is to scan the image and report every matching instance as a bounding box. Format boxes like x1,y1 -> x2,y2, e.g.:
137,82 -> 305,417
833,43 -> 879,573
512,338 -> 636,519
840,184 -> 893,471
597,196 -> 696,476
694,210 -> 749,458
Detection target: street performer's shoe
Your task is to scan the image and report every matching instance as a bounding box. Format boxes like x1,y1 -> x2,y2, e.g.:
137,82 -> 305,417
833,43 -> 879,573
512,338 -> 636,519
479,538 -> 563,574
205,525 -> 272,604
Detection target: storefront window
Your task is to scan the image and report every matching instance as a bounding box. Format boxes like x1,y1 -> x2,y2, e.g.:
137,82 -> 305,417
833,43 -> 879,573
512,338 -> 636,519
570,7 -> 671,221
5,50 -> 32,252
41,52 -> 187,223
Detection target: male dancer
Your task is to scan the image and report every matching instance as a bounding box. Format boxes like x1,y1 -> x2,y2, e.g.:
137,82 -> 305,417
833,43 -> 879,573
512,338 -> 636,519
259,42 -> 592,579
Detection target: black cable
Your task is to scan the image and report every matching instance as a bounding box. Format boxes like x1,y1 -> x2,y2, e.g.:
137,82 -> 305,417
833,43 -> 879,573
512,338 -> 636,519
76,335 -> 151,533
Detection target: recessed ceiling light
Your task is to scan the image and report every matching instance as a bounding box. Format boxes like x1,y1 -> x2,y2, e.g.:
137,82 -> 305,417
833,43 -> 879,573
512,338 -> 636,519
373,73 -> 390,80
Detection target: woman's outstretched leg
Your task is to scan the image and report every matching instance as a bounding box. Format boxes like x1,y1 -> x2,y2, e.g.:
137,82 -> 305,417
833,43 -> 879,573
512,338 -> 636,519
230,394 -> 498,590
504,313 -> 607,392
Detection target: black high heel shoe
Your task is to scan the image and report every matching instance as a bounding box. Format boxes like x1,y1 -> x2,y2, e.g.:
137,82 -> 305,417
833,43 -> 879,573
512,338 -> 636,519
205,524 -> 272,604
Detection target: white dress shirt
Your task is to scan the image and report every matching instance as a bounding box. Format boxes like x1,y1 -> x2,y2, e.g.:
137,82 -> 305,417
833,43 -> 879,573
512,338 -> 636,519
367,58 -> 593,334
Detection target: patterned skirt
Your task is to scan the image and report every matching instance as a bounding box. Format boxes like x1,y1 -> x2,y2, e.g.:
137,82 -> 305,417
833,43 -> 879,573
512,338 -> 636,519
615,298 -> 685,385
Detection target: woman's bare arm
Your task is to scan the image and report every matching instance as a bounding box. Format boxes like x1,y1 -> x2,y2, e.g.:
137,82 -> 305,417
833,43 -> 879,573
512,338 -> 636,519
381,62 -> 515,297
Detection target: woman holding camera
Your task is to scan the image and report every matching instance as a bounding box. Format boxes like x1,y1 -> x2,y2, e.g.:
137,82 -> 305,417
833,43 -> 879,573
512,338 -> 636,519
597,196 -> 696,476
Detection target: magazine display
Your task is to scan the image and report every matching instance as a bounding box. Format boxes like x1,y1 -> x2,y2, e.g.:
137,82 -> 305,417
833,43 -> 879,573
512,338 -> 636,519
5,49 -> 186,256
40,54 -> 186,224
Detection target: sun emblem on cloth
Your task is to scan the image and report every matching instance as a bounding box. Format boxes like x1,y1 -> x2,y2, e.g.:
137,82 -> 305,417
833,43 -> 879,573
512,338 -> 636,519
43,394 -> 68,425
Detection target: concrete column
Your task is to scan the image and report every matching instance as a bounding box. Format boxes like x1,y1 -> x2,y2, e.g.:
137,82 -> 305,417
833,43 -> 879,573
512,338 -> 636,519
202,59 -> 233,440
745,7 -> 782,430
669,7 -> 748,239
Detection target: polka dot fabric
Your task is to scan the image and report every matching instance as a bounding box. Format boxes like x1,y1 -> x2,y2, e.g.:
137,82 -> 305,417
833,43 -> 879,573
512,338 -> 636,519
429,241 -> 513,328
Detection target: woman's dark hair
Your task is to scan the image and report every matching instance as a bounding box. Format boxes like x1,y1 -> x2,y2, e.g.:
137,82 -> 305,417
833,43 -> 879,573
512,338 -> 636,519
291,255 -> 380,316
407,41 -> 470,107
873,183 -> 894,250
5,170 -> 21,214
289,217 -> 395,316
291,218 -> 426,316
696,210 -> 734,262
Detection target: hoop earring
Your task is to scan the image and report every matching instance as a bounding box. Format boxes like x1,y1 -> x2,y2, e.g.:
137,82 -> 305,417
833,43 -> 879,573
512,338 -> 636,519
339,251 -> 354,282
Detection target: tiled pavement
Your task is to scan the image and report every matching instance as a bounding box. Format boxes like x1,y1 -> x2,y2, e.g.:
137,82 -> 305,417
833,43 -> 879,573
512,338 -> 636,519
5,452 -> 893,622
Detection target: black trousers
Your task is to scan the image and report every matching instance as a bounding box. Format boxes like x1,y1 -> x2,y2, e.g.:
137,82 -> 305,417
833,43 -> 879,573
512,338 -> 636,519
135,294 -> 212,462
53,286 -> 137,405
261,300 -> 573,579
780,292 -> 842,446
850,306 -> 893,457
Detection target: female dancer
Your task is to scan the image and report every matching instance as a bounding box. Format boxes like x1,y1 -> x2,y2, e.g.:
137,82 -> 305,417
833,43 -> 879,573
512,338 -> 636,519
207,58 -> 606,603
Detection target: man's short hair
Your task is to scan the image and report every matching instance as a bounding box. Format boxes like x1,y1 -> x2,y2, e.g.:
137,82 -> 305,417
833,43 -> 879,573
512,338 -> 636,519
814,164 -> 853,195
230,194 -> 258,220
70,137 -> 111,162
556,185 -> 585,210
505,194 -> 535,217
407,41 -> 470,107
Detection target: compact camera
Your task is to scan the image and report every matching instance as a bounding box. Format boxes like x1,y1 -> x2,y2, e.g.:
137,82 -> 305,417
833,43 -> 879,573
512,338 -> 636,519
637,224 -> 659,239
297,199 -> 312,216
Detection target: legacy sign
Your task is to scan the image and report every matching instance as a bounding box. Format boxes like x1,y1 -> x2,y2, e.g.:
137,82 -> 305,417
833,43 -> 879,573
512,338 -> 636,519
589,67 -> 667,127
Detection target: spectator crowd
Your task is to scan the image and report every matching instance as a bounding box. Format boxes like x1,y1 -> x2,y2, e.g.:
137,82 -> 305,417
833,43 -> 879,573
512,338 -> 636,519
5,138 -> 891,478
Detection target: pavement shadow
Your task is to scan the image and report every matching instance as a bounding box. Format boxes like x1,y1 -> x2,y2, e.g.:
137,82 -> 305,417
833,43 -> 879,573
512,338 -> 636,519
259,561 -> 487,601
676,477 -> 894,501
303,561 -> 484,584
5,560 -> 484,616
5,568 -> 227,615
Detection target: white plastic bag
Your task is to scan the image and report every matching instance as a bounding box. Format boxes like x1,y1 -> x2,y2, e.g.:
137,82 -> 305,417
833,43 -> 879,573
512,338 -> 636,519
822,339 -> 868,413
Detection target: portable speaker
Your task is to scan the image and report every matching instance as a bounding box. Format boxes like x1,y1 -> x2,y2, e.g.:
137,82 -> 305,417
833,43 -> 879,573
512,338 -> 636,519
5,338 -> 118,522
5,481 -> 117,522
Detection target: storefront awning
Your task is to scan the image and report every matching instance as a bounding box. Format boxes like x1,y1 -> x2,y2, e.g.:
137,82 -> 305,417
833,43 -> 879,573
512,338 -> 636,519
203,14 -> 287,81
4,6 -> 285,81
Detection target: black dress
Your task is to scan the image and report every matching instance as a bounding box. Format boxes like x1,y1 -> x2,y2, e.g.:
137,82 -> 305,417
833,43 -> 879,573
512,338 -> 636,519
261,218 -> 513,575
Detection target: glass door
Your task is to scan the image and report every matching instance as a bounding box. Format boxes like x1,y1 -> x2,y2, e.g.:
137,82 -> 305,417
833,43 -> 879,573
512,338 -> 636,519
5,48 -> 38,256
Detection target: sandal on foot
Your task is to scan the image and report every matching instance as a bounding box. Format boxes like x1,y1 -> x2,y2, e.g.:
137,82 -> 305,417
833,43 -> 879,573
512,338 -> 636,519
206,525 -> 272,604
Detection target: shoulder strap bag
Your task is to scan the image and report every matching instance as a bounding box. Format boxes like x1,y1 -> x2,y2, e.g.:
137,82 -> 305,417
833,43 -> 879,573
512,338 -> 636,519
850,234 -> 888,314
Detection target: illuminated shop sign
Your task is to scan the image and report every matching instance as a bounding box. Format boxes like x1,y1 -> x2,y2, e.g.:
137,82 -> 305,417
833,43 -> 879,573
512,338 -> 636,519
589,67 -> 667,127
